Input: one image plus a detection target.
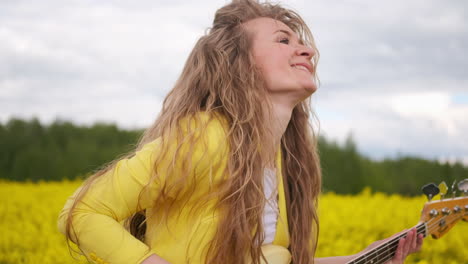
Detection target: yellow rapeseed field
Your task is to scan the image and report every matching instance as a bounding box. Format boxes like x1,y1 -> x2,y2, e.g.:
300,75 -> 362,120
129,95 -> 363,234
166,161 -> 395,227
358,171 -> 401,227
1,181 -> 466,264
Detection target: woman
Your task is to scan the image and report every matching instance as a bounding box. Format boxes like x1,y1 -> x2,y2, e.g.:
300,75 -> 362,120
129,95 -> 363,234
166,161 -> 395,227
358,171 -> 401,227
58,0 -> 423,263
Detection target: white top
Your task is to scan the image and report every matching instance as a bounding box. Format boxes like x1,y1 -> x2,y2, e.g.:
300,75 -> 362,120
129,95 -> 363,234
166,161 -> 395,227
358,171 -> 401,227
262,168 -> 279,244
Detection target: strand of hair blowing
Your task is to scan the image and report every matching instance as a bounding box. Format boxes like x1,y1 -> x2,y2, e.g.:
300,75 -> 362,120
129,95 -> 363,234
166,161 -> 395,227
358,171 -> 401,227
282,105 -> 322,264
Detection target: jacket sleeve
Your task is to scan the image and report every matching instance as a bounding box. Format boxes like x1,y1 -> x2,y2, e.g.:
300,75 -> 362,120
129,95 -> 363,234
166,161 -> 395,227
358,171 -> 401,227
57,114 -> 227,264
57,139 -> 162,264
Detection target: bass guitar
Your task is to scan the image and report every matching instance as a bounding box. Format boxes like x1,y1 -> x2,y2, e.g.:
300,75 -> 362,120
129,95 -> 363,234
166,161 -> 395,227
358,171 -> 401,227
254,179 -> 468,264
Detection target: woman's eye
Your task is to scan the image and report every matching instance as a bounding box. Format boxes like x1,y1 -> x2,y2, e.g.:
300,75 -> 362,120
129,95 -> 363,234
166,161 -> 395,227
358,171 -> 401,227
279,37 -> 289,44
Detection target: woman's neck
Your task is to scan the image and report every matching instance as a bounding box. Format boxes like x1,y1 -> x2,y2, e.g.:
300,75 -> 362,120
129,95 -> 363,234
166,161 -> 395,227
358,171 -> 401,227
263,99 -> 294,168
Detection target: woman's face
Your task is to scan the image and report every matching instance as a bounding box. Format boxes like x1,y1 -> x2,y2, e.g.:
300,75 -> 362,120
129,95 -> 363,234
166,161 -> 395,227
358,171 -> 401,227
245,17 -> 317,102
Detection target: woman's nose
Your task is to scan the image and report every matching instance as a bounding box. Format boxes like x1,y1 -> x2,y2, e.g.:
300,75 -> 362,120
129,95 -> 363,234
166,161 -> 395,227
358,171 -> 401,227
295,45 -> 315,60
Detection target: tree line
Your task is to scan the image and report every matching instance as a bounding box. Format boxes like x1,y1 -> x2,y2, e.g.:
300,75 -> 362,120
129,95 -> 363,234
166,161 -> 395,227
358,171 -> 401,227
1,118 -> 466,195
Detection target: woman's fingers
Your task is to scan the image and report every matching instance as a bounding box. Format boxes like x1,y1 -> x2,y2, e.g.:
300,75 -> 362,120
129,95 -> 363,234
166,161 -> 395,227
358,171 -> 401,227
407,228 -> 424,254
383,228 -> 424,264
390,228 -> 420,264
411,229 -> 418,250
393,237 -> 405,263
404,229 -> 415,255
414,233 -> 424,253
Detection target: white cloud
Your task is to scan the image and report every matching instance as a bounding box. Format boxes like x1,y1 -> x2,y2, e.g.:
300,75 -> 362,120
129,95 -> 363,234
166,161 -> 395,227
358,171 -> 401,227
316,86 -> 468,164
389,92 -> 451,118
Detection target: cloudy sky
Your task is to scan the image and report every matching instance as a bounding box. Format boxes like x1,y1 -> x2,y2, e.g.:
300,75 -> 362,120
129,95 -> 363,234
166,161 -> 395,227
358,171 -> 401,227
1,0 -> 467,164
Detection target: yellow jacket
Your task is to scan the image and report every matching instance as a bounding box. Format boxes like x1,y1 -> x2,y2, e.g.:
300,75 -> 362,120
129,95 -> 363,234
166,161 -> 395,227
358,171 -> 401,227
57,112 -> 290,264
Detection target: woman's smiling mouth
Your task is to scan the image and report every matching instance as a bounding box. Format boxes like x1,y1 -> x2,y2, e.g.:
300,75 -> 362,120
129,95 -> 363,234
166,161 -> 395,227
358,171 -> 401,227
291,63 -> 312,74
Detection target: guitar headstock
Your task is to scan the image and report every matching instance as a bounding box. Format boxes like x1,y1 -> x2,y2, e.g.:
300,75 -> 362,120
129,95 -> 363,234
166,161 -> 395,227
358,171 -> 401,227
420,179 -> 468,239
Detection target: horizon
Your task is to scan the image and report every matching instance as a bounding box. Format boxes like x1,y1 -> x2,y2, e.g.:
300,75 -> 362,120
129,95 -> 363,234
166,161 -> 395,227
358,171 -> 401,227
3,114 -> 467,167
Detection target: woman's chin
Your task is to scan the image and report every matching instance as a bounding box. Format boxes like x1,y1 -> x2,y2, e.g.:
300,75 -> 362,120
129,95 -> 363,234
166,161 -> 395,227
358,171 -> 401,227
303,83 -> 318,95
292,86 -> 317,103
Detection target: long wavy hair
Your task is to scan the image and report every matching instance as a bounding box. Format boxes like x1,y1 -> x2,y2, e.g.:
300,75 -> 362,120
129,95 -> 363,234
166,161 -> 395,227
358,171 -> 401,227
64,0 -> 321,263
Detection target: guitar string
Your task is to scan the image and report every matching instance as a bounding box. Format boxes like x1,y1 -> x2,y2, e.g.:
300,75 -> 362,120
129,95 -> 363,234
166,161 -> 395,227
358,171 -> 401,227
364,213 -> 462,263
358,217 -> 448,264
352,227 -> 425,264
352,215 -> 464,264
348,224 -> 427,264
348,216 -> 445,264
371,226 -> 424,264
348,199 -> 467,264
348,222 -> 428,264
374,215 -> 463,264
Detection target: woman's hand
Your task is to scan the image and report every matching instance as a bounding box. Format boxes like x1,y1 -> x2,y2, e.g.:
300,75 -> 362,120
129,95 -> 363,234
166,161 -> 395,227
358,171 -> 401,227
388,228 -> 423,264
364,228 -> 423,264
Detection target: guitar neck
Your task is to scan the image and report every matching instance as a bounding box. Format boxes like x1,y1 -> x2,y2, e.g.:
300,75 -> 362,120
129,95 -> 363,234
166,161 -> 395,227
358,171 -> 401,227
345,223 -> 426,264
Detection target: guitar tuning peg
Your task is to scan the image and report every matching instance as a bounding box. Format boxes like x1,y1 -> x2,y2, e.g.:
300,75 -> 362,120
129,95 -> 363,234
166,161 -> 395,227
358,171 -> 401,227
451,180 -> 458,198
438,181 -> 448,200
457,179 -> 468,196
422,183 -> 440,201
